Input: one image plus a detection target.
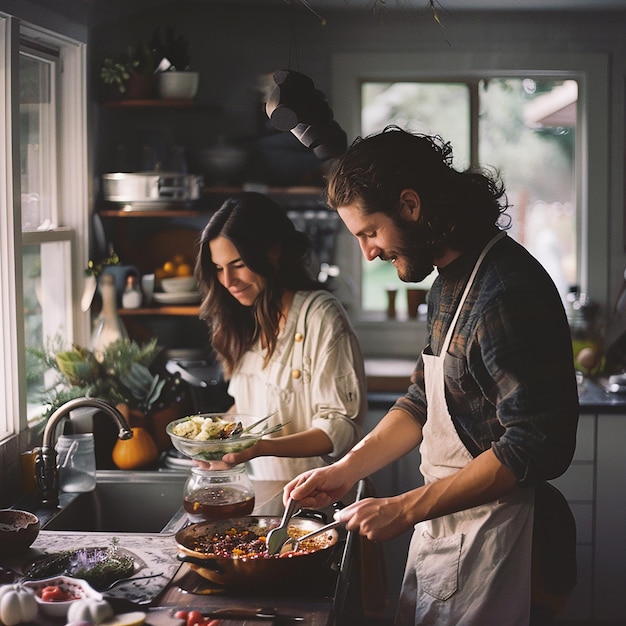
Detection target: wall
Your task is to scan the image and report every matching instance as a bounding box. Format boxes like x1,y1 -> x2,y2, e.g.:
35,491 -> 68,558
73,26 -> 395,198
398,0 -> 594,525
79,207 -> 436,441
90,3 -> 626,321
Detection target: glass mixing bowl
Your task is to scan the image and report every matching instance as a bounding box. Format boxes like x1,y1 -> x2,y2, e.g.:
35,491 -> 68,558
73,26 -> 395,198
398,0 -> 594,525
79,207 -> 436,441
166,412 -> 284,461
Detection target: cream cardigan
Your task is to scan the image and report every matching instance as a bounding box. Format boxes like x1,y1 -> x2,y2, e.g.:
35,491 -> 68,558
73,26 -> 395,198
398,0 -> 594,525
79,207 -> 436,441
227,290 -> 367,481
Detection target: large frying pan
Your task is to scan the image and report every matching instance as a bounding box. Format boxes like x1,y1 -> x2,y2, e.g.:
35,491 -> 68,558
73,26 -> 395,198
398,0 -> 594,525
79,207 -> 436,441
175,514 -> 341,590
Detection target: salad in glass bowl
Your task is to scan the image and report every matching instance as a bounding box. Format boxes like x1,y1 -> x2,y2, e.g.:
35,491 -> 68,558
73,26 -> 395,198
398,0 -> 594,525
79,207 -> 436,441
166,412 -> 285,461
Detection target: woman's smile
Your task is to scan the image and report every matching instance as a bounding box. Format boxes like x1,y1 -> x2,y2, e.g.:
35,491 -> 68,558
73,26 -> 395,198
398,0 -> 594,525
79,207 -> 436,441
209,236 -> 267,306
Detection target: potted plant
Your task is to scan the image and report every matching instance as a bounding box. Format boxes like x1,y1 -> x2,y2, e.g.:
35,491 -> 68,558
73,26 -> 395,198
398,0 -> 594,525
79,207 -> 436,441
99,40 -> 158,100
30,337 -> 187,463
150,26 -> 199,100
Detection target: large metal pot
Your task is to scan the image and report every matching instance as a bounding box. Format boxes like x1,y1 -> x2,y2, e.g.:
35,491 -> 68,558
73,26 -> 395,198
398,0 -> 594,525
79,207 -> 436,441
102,172 -> 203,204
175,514 -> 341,590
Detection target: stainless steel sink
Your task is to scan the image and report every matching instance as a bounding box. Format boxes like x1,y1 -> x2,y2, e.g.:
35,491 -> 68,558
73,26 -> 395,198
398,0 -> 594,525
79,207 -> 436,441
39,470 -> 189,534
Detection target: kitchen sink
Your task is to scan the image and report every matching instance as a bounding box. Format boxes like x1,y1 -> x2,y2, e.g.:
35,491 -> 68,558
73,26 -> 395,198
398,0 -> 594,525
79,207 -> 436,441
39,470 -> 189,534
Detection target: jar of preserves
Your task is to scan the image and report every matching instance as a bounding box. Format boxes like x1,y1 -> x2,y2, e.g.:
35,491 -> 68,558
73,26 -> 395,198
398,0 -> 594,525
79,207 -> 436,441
183,466 -> 255,522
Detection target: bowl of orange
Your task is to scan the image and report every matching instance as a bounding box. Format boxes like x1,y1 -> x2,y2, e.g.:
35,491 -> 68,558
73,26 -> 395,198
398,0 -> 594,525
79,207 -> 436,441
161,276 -> 198,293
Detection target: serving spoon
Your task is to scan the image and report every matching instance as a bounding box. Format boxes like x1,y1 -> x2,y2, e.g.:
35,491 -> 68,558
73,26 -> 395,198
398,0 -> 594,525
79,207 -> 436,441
266,497 -> 299,556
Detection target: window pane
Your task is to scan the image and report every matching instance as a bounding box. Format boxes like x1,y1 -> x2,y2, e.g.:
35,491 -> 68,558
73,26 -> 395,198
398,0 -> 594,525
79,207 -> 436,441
360,82 -> 470,314
20,52 -> 55,231
479,78 -> 577,299
23,240 -> 73,420
20,45 -> 69,421
358,79 -> 577,315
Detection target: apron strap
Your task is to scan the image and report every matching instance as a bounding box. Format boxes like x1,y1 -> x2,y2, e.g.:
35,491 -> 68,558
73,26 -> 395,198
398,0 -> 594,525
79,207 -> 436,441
440,231 -> 506,355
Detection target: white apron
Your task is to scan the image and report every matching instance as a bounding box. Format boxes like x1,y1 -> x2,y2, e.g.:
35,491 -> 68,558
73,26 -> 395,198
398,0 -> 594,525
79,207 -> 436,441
396,232 -> 535,626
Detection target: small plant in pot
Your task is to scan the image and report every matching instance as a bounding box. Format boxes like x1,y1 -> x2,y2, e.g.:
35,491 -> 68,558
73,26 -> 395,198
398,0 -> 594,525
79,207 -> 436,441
150,26 -> 199,100
29,336 -> 188,466
99,40 -> 158,100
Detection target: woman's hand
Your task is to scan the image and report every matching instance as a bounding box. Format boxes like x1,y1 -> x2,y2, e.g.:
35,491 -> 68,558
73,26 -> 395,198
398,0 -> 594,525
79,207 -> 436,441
221,439 -> 269,466
194,459 -> 233,471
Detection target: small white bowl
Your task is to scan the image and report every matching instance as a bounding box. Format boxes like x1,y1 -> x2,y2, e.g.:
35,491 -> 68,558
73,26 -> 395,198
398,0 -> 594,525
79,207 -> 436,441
23,575 -> 102,618
157,71 -> 199,99
161,276 -> 198,293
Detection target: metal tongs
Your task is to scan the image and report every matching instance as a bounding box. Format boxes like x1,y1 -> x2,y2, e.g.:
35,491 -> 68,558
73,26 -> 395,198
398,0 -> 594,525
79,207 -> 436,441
278,519 -> 344,555
225,411 -> 284,439
266,497 -> 299,556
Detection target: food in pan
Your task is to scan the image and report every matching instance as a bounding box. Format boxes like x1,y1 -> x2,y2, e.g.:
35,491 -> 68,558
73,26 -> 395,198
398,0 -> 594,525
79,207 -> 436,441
186,525 -> 332,559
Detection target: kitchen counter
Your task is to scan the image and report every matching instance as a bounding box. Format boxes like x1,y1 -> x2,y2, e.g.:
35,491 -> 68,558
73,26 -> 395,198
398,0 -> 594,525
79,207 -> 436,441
154,480 -> 360,625
1,480 -> 363,626
365,357 -> 626,414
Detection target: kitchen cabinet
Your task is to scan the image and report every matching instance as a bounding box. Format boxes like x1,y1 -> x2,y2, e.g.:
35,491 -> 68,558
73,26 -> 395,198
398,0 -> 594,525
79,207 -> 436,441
551,382 -> 626,622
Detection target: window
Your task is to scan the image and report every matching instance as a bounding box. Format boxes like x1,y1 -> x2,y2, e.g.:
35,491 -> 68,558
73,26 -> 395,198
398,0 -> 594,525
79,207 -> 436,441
360,78 -> 577,314
331,52 -> 609,356
0,15 -> 89,438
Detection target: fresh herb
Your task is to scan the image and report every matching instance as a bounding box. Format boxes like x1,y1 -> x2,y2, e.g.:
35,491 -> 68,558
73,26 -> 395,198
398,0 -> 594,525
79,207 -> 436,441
29,336 -> 173,419
25,542 -> 135,590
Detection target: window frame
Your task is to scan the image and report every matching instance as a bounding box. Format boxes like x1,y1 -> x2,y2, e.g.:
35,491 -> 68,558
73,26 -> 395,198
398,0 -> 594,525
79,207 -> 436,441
331,51 -> 609,357
0,13 -> 89,439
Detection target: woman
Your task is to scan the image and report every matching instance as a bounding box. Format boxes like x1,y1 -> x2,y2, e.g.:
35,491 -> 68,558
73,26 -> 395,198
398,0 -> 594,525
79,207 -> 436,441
195,191 -> 367,481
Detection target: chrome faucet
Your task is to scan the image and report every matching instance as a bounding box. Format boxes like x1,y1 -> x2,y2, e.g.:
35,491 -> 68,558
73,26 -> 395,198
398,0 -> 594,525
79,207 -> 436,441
35,397 -> 133,508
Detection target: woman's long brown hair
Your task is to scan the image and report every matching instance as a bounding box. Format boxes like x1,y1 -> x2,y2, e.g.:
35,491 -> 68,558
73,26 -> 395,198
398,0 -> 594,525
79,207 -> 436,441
196,192 -> 322,376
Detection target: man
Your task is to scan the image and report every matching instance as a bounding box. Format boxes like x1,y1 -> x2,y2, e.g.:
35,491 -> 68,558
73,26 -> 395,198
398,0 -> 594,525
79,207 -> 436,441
285,127 -> 579,625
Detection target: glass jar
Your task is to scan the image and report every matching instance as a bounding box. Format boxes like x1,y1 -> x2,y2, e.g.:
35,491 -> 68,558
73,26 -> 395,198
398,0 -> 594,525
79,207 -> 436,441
183,466 -> 255,522
55,434 -> 96,493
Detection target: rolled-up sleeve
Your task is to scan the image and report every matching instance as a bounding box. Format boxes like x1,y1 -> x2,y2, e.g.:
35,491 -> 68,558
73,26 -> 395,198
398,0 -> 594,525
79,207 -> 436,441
306,298 -> 367,459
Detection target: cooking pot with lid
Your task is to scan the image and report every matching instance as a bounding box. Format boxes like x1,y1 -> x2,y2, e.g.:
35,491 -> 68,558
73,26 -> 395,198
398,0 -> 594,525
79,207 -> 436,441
175,513 -> 342,591
102,172 -> 203,204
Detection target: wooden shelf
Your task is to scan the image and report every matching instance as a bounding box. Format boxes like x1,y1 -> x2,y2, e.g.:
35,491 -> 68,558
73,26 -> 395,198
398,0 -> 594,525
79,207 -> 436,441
97,186 -> 326,217
100,98 -> 219,111
201,185 -> 324,196
98,207 -> 204,218
119,306 -> 200,316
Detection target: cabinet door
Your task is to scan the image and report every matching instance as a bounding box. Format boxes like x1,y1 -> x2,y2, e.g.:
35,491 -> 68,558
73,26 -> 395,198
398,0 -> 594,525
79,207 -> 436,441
594,413 -> 626,620
550,413 -> 595,621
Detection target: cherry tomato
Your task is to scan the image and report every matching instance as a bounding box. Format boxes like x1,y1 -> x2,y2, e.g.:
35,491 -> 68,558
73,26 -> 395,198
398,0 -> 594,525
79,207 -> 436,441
186,611 -> 204,626
173,610 -> 188,620
41,585 -> 71,602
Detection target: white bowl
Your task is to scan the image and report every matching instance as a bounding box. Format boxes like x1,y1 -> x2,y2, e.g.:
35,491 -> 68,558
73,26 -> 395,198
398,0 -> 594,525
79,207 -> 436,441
161,276 -> 197,293
157,71 -> 199,99
23,575 -> 102,618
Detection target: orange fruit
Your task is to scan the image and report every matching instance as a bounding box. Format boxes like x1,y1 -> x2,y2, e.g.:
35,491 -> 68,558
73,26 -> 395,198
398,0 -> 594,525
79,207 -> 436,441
176,263 -> 193,277
162,261 -> 175,275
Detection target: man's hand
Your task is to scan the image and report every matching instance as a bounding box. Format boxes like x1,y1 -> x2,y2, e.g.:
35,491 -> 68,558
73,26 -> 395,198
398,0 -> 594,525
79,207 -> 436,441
284,462 -> 356,509
335,494 -> 415,542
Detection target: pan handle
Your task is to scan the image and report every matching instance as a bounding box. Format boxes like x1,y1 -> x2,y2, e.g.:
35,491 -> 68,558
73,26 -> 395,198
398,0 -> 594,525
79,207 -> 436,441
295,501 -> 346,524
177,552 -> 225,574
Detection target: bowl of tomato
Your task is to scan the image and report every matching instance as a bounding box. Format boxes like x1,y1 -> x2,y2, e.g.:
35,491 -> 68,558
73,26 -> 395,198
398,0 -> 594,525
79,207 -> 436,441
22,575 -> 102,618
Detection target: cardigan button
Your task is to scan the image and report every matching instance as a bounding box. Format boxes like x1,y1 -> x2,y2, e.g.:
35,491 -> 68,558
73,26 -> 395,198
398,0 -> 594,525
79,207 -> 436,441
292,369 -> 302,379
295,332 -> 304,342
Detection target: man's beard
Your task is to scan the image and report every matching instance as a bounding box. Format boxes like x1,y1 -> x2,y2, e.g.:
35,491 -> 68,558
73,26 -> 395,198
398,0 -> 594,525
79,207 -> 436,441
389,218 -> 438,283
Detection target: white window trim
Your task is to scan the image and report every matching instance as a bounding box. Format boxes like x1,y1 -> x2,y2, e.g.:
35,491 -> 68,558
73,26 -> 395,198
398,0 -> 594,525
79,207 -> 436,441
0,15 -> 22,437
331,51 -> 609,358
0,14 -> 89,438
